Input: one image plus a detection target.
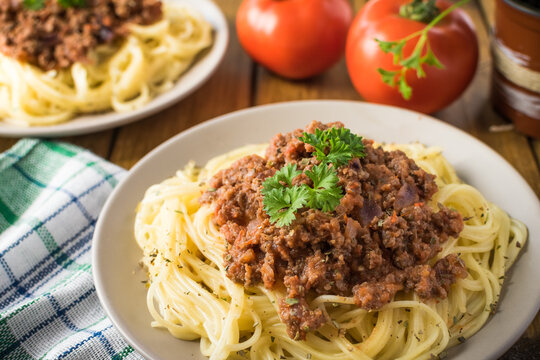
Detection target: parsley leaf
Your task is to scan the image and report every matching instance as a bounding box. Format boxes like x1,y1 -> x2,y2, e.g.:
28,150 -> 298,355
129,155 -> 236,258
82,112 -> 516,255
306,163 -> 338,190
299,127 -> 365,167
261,163 -> 342,226
23,0 -> 45,10
23,0 -> 85,10
262,186 -> 309,227
338,128 -> 366,158
298,130 -> 328,161
58,0 -> 86,8
325,137 -> 352,168
305,164 -> 342,212
263,163 -> 302,192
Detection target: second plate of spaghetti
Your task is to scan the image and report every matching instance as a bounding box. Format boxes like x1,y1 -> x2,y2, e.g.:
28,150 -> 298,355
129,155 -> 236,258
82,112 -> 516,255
0,0 -> 228,137
93,100 -> 540,360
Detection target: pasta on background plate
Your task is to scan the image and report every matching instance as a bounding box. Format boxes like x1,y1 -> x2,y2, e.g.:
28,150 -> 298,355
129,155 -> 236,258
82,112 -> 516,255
0,0 -> 212,126
135,122 -> 526,360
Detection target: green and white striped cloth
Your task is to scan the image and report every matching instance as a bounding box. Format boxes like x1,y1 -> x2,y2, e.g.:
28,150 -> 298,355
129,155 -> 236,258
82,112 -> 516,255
0,139 -> 142,359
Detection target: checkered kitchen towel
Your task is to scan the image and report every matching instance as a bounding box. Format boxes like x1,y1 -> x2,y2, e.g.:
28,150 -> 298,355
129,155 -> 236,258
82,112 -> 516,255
0,139 -> 143,359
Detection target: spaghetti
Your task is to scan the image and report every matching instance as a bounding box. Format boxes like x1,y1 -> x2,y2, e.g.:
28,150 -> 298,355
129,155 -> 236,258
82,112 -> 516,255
0,1 -> 212,126
135,138 -> 526,360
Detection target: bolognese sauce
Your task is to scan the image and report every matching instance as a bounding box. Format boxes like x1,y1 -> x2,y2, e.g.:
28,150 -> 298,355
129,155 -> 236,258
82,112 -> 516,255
0,0 -> 162,70
202,121 -> 466,340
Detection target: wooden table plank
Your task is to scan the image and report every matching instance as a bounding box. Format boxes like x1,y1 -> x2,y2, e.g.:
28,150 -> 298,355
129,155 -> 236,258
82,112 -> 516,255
0,138 -> 17,153
253,58 -> 360,105
532,143 -> 540,173
0,131 -> 114,159
109,0 -> 252,169
60,132 -> 115,159
533,140 -> 540,170
478,0 -> 495,30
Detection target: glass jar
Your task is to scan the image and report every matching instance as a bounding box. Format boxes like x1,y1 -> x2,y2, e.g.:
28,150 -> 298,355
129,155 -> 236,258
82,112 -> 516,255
491,0 -> 540,139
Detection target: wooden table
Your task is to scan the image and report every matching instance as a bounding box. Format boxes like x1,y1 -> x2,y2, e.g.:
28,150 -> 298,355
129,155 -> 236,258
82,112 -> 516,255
0,0 -> 538,357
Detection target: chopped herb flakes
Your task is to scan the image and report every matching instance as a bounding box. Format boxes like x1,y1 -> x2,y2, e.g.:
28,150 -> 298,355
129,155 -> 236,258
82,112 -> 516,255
285,298 -> 299,305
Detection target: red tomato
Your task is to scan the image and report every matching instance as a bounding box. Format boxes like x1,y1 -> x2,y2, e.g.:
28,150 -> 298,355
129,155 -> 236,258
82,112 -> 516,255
236,0 -> 353,79
346,0 -> 478,114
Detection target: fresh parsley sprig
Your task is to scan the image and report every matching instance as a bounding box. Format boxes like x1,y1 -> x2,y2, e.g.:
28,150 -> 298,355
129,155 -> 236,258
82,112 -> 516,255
262,164 -> 309,227
23,0 -> 86,10
263,184 -> 310,227
375,0 -> 469,100
58,0 -> 86,8
262,127 -> 365,227
23,0 -> 45,10
262,163 -> 342,227
299,127 -> 365,167
262,163 -> 302,192
305,164 -> 342,212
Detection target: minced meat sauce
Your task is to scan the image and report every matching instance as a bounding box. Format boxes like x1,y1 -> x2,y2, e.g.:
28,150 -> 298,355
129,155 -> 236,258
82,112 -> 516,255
0,0 -> 162,70
201,121 -> 466,340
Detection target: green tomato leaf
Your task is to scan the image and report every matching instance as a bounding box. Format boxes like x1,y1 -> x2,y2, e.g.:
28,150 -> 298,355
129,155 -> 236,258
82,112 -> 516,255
375,39 -> 399,54
378,68 -> 399,87
422,46 -> 445,69
399,76 -> 413,100
416,64 -> 426,78
400,52 -> 422,71
376,39 -> 407,64
390,40 -> 406,64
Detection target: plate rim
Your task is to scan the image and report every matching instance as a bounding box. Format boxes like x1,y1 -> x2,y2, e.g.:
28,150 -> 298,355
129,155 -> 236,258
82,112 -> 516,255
0,0 -> 229,138
93,99 -> 540,360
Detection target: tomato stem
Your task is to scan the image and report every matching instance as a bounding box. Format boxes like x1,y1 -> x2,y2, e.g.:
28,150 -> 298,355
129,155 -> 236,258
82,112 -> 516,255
376,0 -> 470,100
400,0 -> 440,23
423,0 -> 470,31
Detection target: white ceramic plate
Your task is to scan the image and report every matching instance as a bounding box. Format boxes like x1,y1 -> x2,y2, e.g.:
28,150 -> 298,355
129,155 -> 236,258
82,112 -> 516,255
93,100 -> 540,360
0,0 -> 228,138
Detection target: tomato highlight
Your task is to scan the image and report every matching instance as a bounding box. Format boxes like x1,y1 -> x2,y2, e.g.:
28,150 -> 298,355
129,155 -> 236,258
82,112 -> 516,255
236,0 -> 353,79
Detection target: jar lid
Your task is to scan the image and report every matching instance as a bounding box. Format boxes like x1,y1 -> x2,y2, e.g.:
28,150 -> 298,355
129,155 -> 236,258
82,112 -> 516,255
503,0 -> 540,17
